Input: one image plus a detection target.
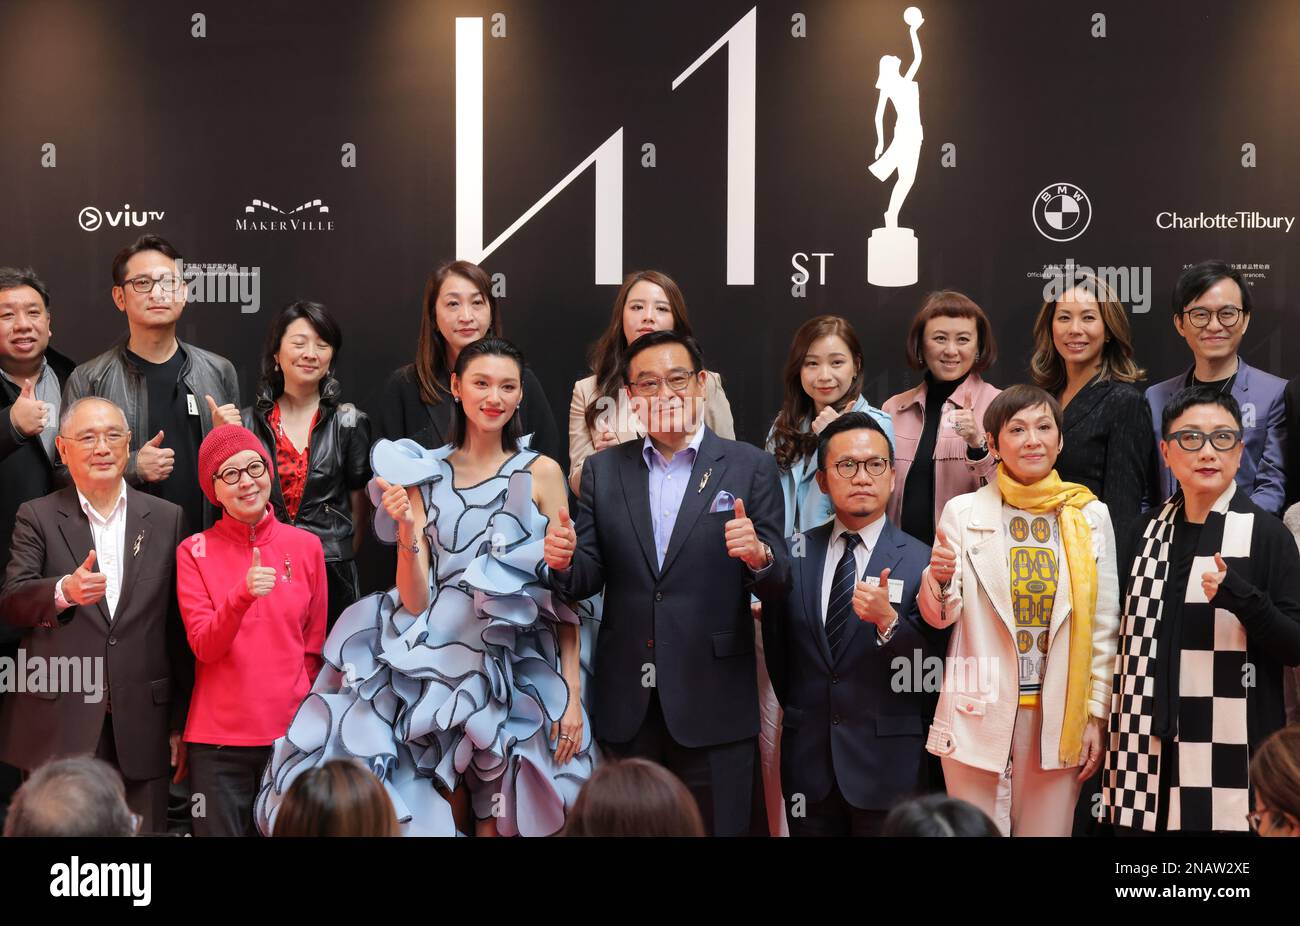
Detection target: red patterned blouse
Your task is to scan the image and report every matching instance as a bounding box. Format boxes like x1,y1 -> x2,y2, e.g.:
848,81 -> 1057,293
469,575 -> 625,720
269,403 -> 319,520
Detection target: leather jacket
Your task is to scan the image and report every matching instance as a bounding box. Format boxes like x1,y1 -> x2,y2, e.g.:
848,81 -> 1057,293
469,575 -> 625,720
242,385 -> 372,563
62,337 -> 240,528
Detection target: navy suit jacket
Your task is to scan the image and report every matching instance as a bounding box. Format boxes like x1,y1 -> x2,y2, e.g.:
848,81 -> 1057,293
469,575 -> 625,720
760,518 -> 946,811
1145,359 -> 1287,514
549,426 -> 790,748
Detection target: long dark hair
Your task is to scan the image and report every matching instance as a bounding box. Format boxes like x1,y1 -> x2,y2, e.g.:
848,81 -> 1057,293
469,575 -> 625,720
583,270 -> 694,435
414,260 -> 500,407
450,337 -> 526,453
769,315 -> 864,472
1030,271 -> 1145,395
271,760 -> 399,837
256,300 -> 343,409
561,758 -> 705,837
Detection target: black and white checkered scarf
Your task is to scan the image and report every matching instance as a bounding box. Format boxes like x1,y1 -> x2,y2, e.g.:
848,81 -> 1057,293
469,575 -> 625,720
1103,484 -> 1252,832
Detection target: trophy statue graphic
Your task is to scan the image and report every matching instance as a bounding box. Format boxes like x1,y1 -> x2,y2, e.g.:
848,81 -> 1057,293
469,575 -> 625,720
867,6 -> 924,287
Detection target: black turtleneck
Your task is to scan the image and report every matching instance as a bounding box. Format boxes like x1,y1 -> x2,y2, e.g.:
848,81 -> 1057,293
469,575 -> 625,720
900,371 -> 967,545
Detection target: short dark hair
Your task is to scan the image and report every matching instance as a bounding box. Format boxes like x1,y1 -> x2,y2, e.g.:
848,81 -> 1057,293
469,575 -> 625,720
881,794 -> 1002,837
1160,385 -> 1243,437
450,336 -> 526,452
817,411 -> 894,470
0,266 -> 50,309
112,234 -> 182,286
258,301 -> 344,405
1172,260 -> 1252,316
904,290 -> 997,373
621,329 -> 704,384
983,383 -> 1063,439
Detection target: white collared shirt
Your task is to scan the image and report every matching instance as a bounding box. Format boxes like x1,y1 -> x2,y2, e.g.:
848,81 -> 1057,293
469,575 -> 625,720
819,515 -> 888,624
54,482 -> 128,619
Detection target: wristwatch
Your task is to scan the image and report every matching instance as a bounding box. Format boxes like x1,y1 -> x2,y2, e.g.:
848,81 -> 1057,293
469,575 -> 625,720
877,613 -> 900,644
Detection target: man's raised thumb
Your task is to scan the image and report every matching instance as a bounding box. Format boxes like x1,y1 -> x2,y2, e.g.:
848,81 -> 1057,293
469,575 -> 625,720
733,498 -> 747,520
81,550 -> 97,572
146,430 -> 165,447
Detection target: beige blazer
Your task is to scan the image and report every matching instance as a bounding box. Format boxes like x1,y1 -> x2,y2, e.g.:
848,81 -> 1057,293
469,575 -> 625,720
567,371 -> 735,494
917,482 -> 1120,773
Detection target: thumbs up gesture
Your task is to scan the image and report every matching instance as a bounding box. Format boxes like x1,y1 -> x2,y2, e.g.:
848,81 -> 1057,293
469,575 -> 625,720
853,567 -> 897,629
544,506 -> 577,571
1202,552 -> 1229,602
10,378 -> 49,437
136,430 -> 174,483
929,527 -> 957,588
205,394 -> 241,429
246,547 -> 278,598
725,498 -> 768,570
64,549 -> 108,606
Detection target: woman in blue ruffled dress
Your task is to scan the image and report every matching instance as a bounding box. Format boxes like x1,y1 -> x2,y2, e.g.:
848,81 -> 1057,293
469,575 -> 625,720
255,338 -> 592,837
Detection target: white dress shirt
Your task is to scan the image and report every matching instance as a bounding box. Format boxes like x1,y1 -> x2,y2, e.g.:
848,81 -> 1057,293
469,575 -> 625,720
819,515 -> 887,624
54,482 -> 128,619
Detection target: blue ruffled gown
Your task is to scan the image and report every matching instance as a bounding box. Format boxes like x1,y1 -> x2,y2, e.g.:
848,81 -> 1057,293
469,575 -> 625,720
254,438 -> 595,836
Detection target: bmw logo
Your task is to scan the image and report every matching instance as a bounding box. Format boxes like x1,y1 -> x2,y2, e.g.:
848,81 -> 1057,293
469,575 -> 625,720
1033,182 -> 1092,242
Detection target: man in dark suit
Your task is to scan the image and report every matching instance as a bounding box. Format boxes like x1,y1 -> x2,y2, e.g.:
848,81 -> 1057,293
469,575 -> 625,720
0,396 -> 190,833
0,266 -> 76,826
760,411 -> 947,836
544,330 -> 789,836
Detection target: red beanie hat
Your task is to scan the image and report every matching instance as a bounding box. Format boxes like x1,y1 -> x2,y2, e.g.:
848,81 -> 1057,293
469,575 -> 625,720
198,424 -> 272,506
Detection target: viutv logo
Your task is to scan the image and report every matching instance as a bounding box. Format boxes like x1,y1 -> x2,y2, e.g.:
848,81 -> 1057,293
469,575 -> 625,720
1033,182 -> 1091,242
235,198 -> 334,231
78,204 -> 165,232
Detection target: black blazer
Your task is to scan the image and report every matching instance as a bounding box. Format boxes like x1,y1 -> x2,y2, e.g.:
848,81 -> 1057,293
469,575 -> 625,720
376,363 -> 561,466
0,348 -> 76,648
1056,377 -> 1152,564
549,426 -> 790,747
0,486 -> 190,781
760,518 -> 945,810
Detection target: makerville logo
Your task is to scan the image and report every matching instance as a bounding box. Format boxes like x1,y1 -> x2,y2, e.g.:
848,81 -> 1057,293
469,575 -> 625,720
1033,182 -> 1092,243
235,198 -> 335,231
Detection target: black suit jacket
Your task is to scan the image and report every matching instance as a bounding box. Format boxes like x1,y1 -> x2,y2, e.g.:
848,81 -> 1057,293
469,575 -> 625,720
0,485 -> 190,780
0,349 -> 76,648
760,518 -> 946,810
550,426 -> 790,747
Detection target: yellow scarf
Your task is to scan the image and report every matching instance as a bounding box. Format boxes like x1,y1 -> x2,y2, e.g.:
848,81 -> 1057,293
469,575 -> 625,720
996,465 -> 1097,765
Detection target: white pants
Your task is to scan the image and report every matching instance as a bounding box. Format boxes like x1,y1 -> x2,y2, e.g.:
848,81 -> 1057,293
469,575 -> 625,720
752,607 -> 788,837
941,703 -> 1080,836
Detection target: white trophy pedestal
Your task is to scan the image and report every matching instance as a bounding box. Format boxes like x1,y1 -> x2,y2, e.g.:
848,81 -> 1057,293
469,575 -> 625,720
867,226 -> 918,287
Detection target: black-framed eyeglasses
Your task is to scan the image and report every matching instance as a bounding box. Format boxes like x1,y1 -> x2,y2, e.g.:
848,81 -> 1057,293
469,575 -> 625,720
216,459 -> 267,485
833,457 -> 890,479
628,370 -> 699,397
119,274 -> 185,295
1165,428 -> 1243,452
1181,305 -> 1243,328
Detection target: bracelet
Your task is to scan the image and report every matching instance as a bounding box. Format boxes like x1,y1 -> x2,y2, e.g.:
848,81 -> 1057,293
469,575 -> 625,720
398,533 -> 422,556
877,614 -> 900,644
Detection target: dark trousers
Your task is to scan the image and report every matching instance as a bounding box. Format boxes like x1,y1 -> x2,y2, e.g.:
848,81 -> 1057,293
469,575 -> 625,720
601,689 -> 762,836
326,559 -> 360,631
187,743 -> 272,837
786,779 -> 887,836
94,714 -> 169,834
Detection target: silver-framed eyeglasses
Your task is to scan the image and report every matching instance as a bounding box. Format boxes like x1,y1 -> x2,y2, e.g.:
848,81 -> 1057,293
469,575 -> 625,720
120,274 -> 185,295
833,457 -> 890,479
629,370 -> 699,397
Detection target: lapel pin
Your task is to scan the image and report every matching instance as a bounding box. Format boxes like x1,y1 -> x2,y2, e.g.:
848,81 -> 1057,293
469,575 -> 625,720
697,467 -> 713,494
283,555 -> 292,582
132,531 -> 143,557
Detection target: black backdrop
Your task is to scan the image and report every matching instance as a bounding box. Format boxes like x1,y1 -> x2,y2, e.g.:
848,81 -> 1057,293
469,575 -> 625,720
1,0 -> 1296,457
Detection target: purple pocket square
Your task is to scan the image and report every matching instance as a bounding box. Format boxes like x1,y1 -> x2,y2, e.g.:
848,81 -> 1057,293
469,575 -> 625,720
709,490 -> 736,513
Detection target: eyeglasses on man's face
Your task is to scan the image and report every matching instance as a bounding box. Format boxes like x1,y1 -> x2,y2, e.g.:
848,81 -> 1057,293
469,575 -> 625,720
1181,305 -> 1242,328
119,274 -> 185,295
833,457 -> 890,479
64,429 -> 128,452
216,459 -> 267,485
628,370 -> 699,397
1165,428 -> 1243,452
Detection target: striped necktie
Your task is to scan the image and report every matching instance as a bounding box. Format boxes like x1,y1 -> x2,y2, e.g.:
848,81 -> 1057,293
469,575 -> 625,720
825,532 -> 861,659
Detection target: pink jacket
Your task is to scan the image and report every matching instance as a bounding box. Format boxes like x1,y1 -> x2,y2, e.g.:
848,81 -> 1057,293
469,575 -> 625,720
883,375 -> 1001,530
917,483 -> 1120,773
175,508 -> 327,746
